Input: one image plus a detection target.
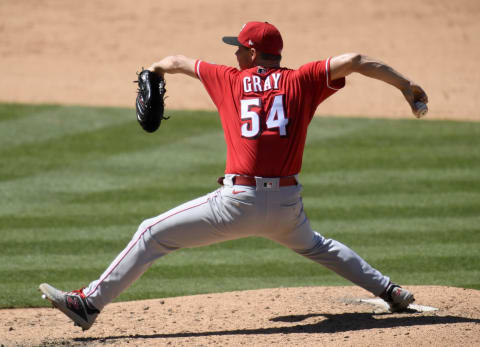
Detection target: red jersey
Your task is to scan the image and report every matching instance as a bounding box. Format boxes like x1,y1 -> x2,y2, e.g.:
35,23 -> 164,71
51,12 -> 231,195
194,58 -> 345,177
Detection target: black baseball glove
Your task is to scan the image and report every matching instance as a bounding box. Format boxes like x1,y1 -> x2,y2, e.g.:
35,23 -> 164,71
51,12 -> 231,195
134,69 -> 168,133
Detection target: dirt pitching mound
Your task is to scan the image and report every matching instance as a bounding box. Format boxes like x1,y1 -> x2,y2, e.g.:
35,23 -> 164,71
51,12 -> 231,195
1,286 -> 479,346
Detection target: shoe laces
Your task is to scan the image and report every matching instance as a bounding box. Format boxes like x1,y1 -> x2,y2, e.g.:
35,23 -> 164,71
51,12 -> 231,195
69,287 -> 86,299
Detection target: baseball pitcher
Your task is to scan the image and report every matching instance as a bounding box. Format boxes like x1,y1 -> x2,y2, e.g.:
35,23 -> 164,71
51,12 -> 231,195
40,21 -> 428,331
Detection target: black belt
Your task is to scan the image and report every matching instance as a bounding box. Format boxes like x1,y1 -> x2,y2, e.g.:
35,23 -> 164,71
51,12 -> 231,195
217,176 -> 298,187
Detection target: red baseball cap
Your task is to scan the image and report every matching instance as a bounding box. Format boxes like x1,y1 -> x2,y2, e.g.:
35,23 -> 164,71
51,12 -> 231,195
222,21 -> 283,56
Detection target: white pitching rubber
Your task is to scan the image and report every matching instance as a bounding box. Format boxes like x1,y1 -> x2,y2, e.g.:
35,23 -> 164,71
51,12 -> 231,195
359,298 -> 438,312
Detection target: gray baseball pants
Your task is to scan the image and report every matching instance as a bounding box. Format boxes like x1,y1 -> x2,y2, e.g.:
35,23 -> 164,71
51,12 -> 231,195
84,175 -> 390,310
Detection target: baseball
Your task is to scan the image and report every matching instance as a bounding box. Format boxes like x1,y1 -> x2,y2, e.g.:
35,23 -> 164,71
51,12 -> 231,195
414,101 -> 428,118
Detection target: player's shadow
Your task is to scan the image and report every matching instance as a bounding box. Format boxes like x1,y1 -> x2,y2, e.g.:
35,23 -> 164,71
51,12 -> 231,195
74,312 -> 480,343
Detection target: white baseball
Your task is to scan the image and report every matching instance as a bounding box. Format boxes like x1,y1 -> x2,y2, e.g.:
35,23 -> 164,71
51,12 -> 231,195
414,101 -> 428,118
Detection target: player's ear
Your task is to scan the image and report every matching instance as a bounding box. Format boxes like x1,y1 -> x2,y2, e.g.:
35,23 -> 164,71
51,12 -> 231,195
250,48 -> 258,63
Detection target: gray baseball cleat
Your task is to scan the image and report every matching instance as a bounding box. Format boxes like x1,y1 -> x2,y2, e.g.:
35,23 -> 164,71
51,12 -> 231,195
39,283 -> 99,331
380,282 -> 415,312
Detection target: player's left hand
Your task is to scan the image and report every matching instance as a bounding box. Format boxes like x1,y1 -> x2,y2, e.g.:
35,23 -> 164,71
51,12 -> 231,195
134,69 -> 169,133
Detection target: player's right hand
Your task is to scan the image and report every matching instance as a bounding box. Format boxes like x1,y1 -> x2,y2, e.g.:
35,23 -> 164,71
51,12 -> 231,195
402,82 -> 429,116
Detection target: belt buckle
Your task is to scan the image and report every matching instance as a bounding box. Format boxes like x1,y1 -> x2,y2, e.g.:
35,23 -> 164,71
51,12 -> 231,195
255,177 -> 280,191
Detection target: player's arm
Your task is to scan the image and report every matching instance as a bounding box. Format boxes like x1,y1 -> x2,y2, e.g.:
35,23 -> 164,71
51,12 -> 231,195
148,55 -> 197,79
330,53 -> 428,116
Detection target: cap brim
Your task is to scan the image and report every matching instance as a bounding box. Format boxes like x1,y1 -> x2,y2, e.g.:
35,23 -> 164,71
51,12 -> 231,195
222,36 -> 241,46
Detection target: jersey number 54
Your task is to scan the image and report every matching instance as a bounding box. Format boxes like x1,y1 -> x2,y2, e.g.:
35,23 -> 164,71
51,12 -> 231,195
240,95 -> 289,138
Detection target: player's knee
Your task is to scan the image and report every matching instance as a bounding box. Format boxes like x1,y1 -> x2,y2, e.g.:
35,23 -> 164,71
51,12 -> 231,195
135,218 -> 155,235
130,218 -> 158,246
293,232 -> 327,255
133,219 -> 180,255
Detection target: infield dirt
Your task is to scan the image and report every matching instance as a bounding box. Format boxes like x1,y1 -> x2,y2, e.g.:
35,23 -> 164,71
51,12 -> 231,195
0,0 -> 479,346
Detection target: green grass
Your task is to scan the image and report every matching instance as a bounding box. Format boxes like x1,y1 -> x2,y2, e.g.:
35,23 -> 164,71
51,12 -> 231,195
0,103 -> 479,308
